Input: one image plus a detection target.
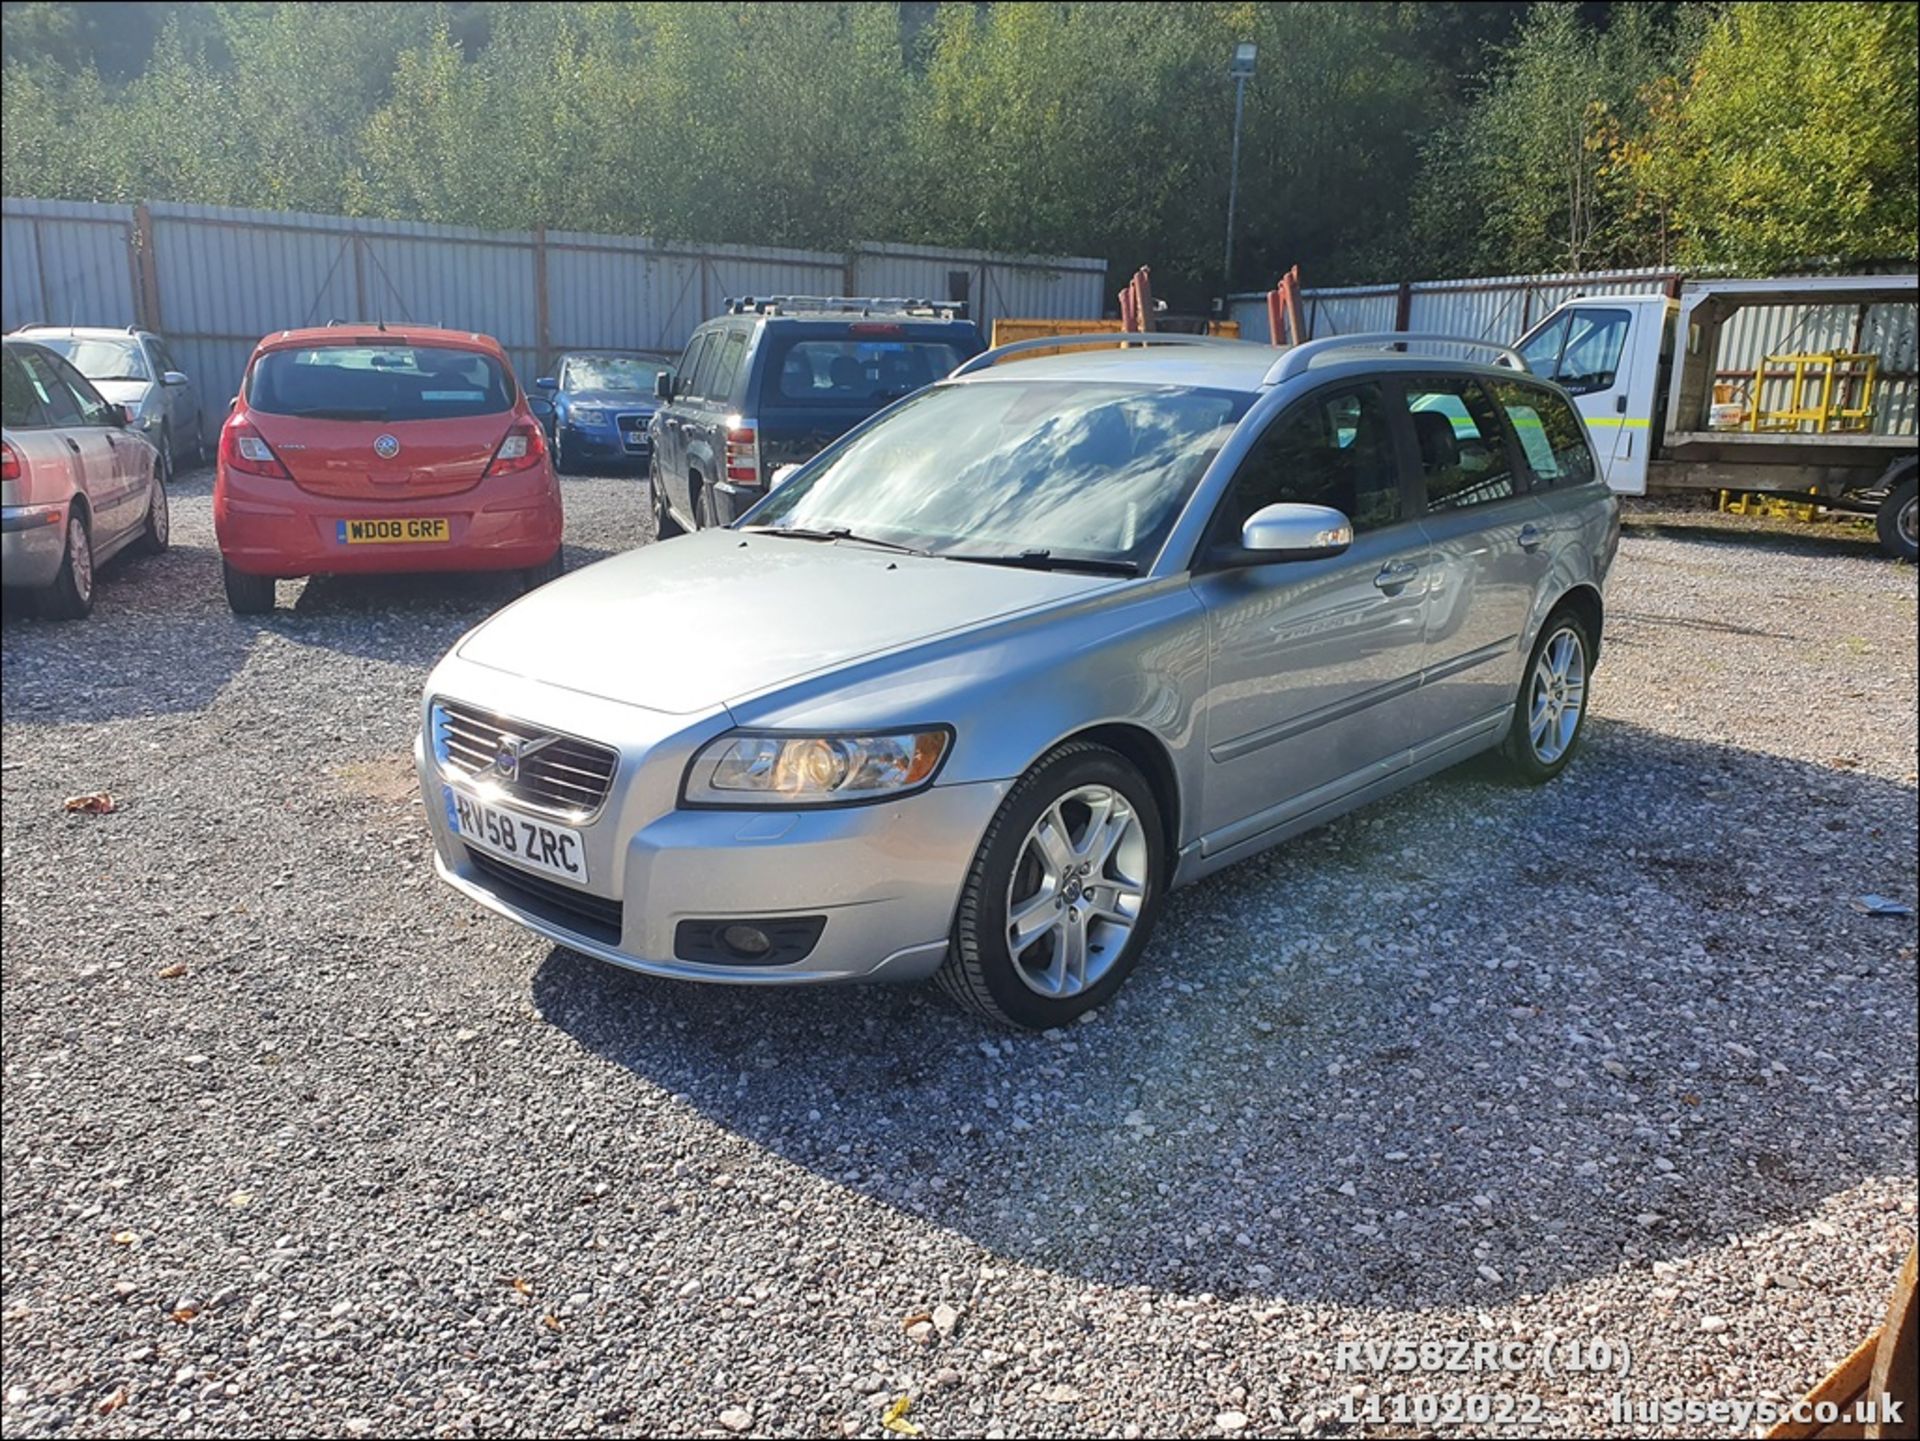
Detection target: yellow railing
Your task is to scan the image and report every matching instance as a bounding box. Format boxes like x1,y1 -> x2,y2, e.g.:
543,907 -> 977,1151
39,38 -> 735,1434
1747,351 -> 1877,434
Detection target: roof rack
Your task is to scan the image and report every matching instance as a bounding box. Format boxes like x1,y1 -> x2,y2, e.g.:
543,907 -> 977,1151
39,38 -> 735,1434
949,332 -> 1235,379
723,295 -> 970,321
1264,333 -> 1529,386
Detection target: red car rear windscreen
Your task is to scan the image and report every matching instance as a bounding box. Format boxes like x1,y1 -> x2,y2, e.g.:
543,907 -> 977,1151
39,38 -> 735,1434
247,345 -> 514,423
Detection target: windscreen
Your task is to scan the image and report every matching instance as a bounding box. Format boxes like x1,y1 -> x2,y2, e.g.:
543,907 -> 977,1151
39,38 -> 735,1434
32,336 -> 149,383
744,380 -> 1249,568
248,345 -> 514,421
565,356 -> 664,393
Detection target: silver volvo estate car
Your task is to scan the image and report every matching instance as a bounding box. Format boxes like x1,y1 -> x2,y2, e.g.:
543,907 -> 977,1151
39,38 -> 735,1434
416,333 -> 1620,1028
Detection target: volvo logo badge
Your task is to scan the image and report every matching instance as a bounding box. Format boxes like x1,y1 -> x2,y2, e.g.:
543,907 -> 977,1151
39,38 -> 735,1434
491,733 -> 560,779
373,434 -> 401,459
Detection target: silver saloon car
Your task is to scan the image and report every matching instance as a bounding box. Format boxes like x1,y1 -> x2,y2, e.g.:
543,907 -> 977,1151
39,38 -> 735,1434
416,333 -> 1619,1028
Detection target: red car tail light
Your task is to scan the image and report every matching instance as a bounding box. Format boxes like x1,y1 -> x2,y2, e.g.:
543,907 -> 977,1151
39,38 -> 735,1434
485,421 -> 547,477
725,422 -> 760,485
220,418 -> 292,480
1,440 -> 19,482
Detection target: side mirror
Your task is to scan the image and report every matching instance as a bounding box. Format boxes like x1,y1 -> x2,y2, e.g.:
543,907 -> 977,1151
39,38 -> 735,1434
110,403 -> 134,427
654,372 -> 674,401
1215,503 -> 1353,566
769,463 -> 802,489
535,376 -> 557,391
162,370 -> 189,387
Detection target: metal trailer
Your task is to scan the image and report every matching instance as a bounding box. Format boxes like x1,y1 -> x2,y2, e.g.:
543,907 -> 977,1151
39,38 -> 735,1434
1517,274 -> 1919,560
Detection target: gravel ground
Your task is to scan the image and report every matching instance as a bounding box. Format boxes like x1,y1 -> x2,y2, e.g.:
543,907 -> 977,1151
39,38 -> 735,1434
3,472 -> 1915,1439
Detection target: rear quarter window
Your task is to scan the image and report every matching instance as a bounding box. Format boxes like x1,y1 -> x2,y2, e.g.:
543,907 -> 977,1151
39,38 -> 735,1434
1489,382 -> 1597,488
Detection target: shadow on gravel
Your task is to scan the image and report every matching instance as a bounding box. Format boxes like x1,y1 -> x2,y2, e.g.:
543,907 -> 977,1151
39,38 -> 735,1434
534,720 -> 1917,1311
0,470 -> 615,725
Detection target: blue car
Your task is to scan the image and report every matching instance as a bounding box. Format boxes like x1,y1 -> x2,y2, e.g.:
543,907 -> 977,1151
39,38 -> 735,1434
536,353 -> 672,474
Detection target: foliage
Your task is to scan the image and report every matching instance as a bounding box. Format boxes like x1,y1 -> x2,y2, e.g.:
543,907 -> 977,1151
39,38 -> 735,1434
2,0 -> 1915,297
1627,2 -> 1919,270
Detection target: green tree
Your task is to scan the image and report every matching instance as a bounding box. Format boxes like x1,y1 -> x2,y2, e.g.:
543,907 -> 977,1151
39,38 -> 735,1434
1632,1 -> 1919,270
1411,2 -> 1696,276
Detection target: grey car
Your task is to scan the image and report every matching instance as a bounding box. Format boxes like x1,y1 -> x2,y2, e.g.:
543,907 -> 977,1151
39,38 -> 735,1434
5,326 -> 199,483
416,333 -> 1619,1028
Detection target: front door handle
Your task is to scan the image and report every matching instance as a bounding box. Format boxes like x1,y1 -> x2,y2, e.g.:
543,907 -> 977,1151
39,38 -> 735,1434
63,437 -> 82,455
1518,523 -> 1547,550
1373,560 -> 1420,591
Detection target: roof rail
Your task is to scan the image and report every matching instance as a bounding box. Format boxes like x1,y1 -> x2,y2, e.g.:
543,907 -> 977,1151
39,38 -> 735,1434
950,331 -> 1234,379
723,295 -> 970,320
1264,333 -> 1528,386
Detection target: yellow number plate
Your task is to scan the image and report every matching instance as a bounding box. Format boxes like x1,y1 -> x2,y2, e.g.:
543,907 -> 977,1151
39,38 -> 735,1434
337,518 -> 450,544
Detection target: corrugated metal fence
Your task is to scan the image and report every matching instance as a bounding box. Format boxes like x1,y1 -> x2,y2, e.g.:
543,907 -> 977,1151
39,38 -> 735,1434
2,196 -> 1106,436
1230,267 -> 1916,437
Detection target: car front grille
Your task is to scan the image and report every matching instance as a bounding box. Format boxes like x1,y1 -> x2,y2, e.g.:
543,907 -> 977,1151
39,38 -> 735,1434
465,850 -> 624,945
615,413 -> 651,452
430,698 -> 619,820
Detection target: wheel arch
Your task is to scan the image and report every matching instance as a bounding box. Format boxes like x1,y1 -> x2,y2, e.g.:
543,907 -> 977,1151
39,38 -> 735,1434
1548,582 -> 1604,665
1050,722 -> 1183,866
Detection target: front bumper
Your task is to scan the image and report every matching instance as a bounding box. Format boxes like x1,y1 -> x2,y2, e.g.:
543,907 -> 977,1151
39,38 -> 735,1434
560,421 -> 651,465
1,503 -> 68,588
414,674 -> 1008,986
215,466 -> 562,578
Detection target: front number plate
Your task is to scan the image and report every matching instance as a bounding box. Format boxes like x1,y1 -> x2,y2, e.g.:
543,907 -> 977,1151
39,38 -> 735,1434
338,517 -> 450,544
446,787 -> 588,884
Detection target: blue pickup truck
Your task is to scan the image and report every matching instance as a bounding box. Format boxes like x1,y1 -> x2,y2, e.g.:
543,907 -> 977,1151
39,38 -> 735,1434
647,297 -> 983,535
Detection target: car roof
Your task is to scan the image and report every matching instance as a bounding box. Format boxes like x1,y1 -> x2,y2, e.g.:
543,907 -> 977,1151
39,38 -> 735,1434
949,342 -> 1551,395
254,324 -> 506,356
8,325 -> 151,341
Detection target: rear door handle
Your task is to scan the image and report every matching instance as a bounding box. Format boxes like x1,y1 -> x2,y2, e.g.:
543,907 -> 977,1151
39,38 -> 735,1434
63,437 -> 82,455
1518,523 -> 1547,550
1373,560 -> 1420,591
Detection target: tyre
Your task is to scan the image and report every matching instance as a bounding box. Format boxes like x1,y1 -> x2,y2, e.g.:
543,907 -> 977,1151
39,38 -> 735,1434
519,548 -> 565,594
38,510 -> 95,620
554,432 -> 575,476
651,464 -> 683,539
222,561 -> 276,614
1501,608 -> 1594,783
936,741 -> 1166,1028
1877,474 -> 1918,563
695,483 -> 718,531
132,464 -> 169,556
156,425 -> 173,486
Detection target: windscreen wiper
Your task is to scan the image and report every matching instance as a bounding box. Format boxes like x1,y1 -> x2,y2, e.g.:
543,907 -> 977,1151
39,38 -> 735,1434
740,525 -> 927,556
940,549 -> 1139,576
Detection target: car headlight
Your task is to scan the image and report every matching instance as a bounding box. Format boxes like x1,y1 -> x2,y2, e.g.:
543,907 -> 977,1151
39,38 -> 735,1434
682,729 -> 951,807
569,406 -> 609,426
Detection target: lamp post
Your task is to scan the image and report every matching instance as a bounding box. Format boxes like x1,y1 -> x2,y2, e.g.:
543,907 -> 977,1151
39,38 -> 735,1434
1224,41 -> 1257,294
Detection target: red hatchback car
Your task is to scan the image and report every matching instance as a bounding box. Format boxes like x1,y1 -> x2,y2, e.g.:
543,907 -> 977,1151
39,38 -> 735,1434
214,325 -> 562,613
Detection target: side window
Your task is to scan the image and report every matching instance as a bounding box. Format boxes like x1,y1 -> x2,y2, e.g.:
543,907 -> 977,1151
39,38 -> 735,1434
1490,381 -> 1597,489
47,353 -> 119,427
687,333 -> 721,406
2,351 -> 47,427
709,330 -> 748,405
149,339 -> 176,376
1518,308 -> 1631,395
1404,379 -> 1520,512
674,335 -> 711,402
17,351 -> 85,427
1216,382 -> 1403,539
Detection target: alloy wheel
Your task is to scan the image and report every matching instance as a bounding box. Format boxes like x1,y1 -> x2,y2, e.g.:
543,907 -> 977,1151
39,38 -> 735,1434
67,516 -> 93,602
1527,624 -> 1587,765
1004,784 -> 1149,999
1901,493 -> 1918,551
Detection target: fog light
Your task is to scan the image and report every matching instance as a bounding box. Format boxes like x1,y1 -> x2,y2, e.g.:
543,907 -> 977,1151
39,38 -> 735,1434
721,924 -> 773,958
